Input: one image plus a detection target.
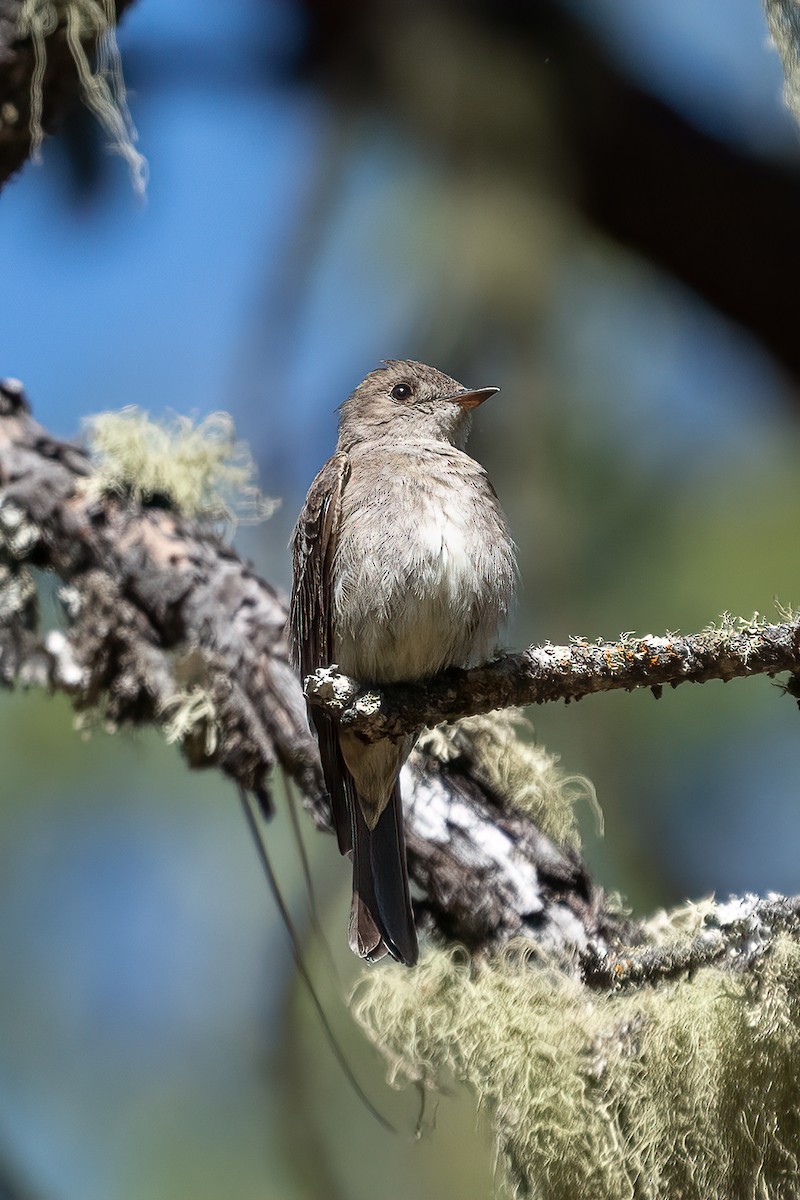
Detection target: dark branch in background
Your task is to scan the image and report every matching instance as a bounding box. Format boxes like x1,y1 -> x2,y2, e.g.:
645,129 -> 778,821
297,0 -> 800,386
0,0 -> 138,188
550,2 -> 800,387
0,1142 -> 41,1200
305,618 -> 800,741
2,381 -> 800,986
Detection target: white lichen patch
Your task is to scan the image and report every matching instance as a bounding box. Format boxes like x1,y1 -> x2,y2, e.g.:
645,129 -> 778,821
353,689 -> 382,716
57,584 -> 82,620
160,686 -> 218,756
639,635 -> 672,651
0,563 -> 36,618
306,664 -> 356,708
402,766 -> 545,916
0,501 -> 40,557
527,644 -> 566,669
45,629 -> 86,687
714,894 -> 760,927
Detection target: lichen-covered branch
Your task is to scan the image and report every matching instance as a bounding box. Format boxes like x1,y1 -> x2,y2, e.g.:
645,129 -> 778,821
0,378 -> 322,808
3,380 -> 800,968
354,911 -> 800,1200
582,893 -> 800,990
305,618 -> 800,741
2,380 -> 800,976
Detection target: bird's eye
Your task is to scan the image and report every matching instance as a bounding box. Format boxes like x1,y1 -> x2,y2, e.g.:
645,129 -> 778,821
390,382 -> 413,402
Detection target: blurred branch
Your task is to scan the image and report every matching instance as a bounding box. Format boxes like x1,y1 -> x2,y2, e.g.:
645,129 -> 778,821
0,0 -> 139,188
583,893 -> 800,990
297,0 -> 800,384
0,1148 -> 42,1200
564,29 -> 800,386
306,618 -> 800,741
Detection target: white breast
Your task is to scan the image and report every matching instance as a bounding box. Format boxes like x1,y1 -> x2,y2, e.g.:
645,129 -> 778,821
417,499 -> 475,598
332,444 -> 516,684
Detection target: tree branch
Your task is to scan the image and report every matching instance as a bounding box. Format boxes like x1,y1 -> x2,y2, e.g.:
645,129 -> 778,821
582,893 -> 800,990
305,619 -> 800,741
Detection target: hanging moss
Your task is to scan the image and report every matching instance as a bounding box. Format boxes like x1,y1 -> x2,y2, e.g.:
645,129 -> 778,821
418,710 -> 600,850
18,0 -> 147,192
353,938 -> 800,1199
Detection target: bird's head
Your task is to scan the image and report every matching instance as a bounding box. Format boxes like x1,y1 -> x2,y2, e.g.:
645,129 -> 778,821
337,359 -> 499,451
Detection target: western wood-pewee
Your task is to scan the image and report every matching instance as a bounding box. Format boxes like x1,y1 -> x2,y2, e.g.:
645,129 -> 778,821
291,360 -> 516,966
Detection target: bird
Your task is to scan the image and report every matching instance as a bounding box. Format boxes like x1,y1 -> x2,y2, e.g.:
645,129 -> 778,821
290,359 -> 517,966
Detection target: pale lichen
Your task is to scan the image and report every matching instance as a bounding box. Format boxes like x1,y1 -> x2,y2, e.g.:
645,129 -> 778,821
85,407 -> 277,526
419,712 -> 601,848
354,938 -> 800,1199
160,686 -> 219,757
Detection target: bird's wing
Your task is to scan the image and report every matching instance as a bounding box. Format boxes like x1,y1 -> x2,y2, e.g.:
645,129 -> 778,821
290,452 -> 355,854
291,451 -> 418,966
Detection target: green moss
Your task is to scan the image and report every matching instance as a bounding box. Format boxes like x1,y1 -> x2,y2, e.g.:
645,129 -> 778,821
354,939 -> 800,1199
85,408 -> 276,524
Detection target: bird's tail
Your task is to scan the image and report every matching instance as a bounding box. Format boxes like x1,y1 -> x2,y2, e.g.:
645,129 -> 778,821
349,782 -> 419,967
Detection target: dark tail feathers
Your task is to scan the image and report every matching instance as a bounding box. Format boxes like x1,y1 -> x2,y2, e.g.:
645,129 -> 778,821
349,784 -> 419,967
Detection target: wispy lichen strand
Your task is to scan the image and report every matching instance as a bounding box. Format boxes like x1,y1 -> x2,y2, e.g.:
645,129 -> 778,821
17,0 -> 147,191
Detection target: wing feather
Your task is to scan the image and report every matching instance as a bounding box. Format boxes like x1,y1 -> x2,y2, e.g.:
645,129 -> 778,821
291,450 -> 419,965
290,453 -> 354,853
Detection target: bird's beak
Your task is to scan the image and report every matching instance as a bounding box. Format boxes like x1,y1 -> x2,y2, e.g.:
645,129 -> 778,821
447,386 -> 500,410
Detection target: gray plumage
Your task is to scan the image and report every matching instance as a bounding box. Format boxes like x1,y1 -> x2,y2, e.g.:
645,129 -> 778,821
291,359 -> 517,965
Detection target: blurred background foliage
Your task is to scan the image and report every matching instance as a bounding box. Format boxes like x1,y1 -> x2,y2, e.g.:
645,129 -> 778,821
2,0 -> 800,1196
